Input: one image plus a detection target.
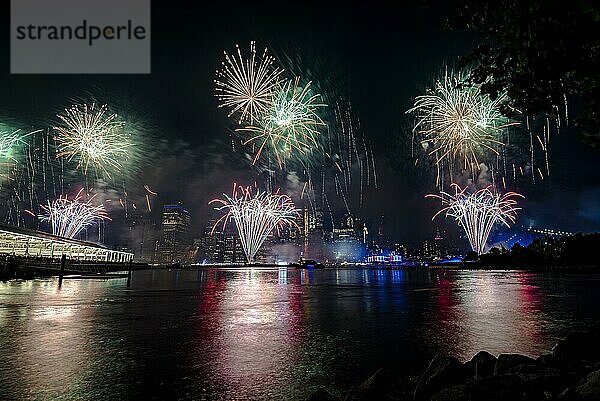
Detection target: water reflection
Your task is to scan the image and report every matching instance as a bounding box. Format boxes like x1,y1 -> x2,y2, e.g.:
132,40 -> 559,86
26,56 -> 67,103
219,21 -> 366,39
424,271 -> 558,360
0,280 -> 117,400
199,271 -> 301,399
1,269 -> 599,401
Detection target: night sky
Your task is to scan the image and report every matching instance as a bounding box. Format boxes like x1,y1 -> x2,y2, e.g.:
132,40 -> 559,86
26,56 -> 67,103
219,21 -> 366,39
1,1 -> 598,246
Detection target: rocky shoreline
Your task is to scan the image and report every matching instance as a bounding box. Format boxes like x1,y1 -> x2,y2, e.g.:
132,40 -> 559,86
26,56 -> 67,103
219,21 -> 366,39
307,330 -> 600,401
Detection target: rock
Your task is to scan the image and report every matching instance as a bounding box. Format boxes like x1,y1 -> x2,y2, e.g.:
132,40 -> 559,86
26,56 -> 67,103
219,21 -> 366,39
469,375 -> 527,401
343,388 -> 397,401
394,375 -> 418,401
414,354 -> 467,401
339,331 -> 600,401
344,368 -> 414,401
509,364 -> 578,397
573,370 -> 600,401
359,368 -> 399,390
465,351 -> 497,379
506,363 -> 539,374
306,388 -> 339,401
494,354 -> 537,376
557,386 -> 577,400
536,353 -> 551,363
536,353 -> 557,367
552,331 -> 600,370
431,384 -> 469,401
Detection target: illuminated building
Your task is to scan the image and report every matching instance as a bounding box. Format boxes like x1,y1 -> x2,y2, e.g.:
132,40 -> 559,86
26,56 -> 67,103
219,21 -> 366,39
302,207 -> 325,260
0,223 -> 132,262
366,253 -> 403,264
199,218 -> 245,264
200,218 -> 224,262
330,214 -> 365,263
419,229 -> 447,260
158,202 -> 191,264
125,213 -> 158,263
223,233 -> 245,263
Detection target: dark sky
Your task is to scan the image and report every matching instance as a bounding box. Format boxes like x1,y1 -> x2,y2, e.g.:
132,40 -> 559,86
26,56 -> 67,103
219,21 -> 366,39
1,1 -> 598,246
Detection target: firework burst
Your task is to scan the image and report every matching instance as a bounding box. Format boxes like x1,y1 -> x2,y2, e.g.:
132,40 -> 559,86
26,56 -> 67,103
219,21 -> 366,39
39,188 -> 110,239
209,184 -> 299,262
0,129 -> 25,179
215,41 -> 283,125
427,184 -> 523,254
408,70 -> 518,170
0,130 -> 26,162
237,78 -> 326,167
54,103 -> 131,178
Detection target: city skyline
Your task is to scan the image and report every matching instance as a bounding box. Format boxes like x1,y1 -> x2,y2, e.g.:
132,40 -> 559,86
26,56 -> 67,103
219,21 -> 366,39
109,197 -> 578,265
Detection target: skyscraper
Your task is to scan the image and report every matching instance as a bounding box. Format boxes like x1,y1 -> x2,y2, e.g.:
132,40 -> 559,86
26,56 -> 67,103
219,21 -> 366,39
331,213 -> 363,263
159,202 -> 191,264
199,218 -> 246,264
200,218 -> 223,263
302,207 -> 324,260
126,212 -> 159,263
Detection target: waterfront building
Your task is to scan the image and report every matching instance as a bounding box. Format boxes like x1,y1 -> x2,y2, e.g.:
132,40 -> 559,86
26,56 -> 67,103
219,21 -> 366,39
366,253 -> 403,264
158,202 -> 191,264
200,218 -> 224,263
223,232 -> 245,263
125,213 -> 159,263
329,214 -> 366,263
301,208 -> 325,261
0,223 -> 132,262
199,218 -> 246,263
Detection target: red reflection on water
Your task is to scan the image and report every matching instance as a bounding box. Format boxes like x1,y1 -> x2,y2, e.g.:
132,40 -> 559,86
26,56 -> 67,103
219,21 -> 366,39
287,275 -> 306,343
198,271 -> 227,314
191,269 -> 308,400
436,273 -> 459,322
515,273 -> 545,346
196,271 -> 228,340
517,273 -> 543,311
432,271 -> 549,361
434,272 -> 462,356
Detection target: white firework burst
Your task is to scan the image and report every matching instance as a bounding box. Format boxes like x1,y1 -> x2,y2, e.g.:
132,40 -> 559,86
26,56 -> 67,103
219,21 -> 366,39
215,41 -> 283,125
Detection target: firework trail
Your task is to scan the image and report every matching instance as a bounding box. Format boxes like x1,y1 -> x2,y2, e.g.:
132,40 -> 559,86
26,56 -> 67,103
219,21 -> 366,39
237,77 -> 326,167
209,184 -> 299,262
0,128 -> 41,179
215,41 -> 284,125
426,184 -> 523,254
408,69 -> 518,172
0,128 -> 70,227
323,100 -> 377,211
0,130 -> 26,165
39,188 -> 110,239
54,103 -> 131,178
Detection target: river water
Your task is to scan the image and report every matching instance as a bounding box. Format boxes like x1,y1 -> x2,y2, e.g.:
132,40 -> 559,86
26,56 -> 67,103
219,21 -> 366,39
1,268 -> 599,400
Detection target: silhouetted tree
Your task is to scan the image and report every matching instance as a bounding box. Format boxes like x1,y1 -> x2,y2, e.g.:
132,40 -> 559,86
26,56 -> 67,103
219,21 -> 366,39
447,0 -> 600,144
478,233 -> 600,268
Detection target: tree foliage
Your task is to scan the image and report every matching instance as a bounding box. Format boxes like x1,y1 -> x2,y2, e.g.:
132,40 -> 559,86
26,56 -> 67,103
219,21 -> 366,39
479,233 -> 600,267
448,0 -> 600,143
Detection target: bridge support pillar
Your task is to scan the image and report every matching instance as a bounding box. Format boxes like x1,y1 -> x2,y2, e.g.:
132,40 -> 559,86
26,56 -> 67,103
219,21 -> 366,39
127,259 -> 132,288
58,254 -> 66,287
